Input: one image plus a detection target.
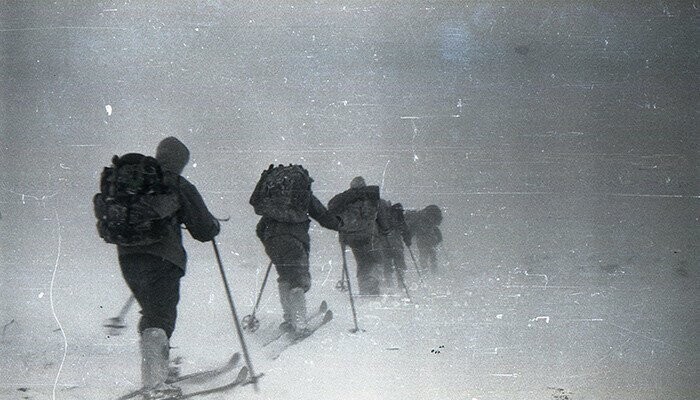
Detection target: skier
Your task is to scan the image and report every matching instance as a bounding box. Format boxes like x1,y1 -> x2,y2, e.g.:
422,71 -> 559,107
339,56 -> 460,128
328,176 -> 391,296
405,205 -> 443,273
379,201 -> 412,289
250,164 -> 339,337
95,137 -> 220,399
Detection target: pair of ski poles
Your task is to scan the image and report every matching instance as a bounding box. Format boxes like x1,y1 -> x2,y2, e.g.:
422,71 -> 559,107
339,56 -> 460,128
240,246 -> 363,334
336,247 -> 412,301
336,239 -> 425,333
105,241 -> 261,391
335,240 -> 424,295
107,237 -> 403,358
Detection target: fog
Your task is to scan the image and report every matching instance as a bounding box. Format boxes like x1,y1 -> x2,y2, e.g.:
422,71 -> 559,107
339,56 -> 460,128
1,1 -> 697,399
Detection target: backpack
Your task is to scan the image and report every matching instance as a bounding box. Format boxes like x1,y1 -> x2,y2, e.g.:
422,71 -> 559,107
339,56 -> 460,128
389,202 -> 405,229
93,153 -> 180,246
329,186 -> 380,234
249,164 -> 312,223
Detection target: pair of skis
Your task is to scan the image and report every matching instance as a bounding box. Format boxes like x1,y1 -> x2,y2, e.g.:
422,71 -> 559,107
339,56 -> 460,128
115,352 -> 249,400
258,300 -> 333,360
115,301 -> 333,399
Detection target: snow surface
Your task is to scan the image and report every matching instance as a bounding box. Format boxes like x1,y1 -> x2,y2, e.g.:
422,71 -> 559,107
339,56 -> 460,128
2,194 -> 698,399
1,1 -> 698,400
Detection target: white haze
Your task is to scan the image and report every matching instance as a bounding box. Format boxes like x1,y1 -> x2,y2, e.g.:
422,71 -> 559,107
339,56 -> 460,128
0,1 -> 697,399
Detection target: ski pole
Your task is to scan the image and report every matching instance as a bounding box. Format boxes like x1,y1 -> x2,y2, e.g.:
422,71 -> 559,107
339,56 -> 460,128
340,243 -> 363,333
407,246 -> 425,285
117,295 -> 135,320
396,267 -> 411,301
335,262 -> 348,292
211,241 -> 260,391
242,261 -> 273,332
103,295 -> 135,335
381,236 -> 411,301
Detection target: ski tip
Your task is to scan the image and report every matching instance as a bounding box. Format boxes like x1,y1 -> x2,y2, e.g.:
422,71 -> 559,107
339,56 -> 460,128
246,372 -> 264,386
320,300 -> 328,312
237,366 -> 249,382
323,310 -> 333,322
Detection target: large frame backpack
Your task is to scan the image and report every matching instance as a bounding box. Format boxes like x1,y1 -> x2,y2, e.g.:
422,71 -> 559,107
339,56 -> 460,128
93,153 -> 179,246
328,185 -> 380,235
249,164 -> 313,223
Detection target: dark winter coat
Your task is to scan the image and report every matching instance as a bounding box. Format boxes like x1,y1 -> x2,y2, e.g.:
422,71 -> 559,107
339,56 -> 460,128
385,201 -> 412,246
117,171 -> 220,271
256,193 -> 339,250
405,210 -> 442,248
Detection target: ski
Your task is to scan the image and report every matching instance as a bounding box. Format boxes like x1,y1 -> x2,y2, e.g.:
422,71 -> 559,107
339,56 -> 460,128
176,366 -> 249,399
115,352 -> 241,400
260,300 -> 328,347
267,309 -> 333,360
166,352 -> 241,385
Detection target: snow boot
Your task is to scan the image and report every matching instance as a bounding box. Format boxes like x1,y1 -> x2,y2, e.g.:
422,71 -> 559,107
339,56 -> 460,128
288,287 -> 309,338
278,282 -> 295,333
166,356 -> 183,383
140,328 -> 182,400
358,275 -> 381,296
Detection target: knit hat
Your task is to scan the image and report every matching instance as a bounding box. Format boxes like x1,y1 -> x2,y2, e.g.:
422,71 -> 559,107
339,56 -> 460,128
156,137 -> 189,175
423,204 -> 443,225
350,176 -> 366,189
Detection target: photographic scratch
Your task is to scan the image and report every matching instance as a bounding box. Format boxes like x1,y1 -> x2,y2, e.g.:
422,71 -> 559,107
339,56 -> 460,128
476,347 -> 499,356
399,115 -> 460,120
380,159 -> 391,191
320,259 -> 335,288
513,267 -> 549,289
490,373 -> 519,377
50,209 -> 67,400
565,318 -> 604,322
0,26 -> 127,32
530,316 -> 550,324
605,322 -> 681,351
409,119 -> 419,162
413,190 -> 699,199
7,189 -> 58,204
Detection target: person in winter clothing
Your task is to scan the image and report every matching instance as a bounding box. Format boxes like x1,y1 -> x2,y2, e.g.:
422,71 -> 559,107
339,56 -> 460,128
405,205 -> 443,273
250,165 -> 339,336
116,137 -> 220,399
379,201 -> 412,288
328,176 -> 391,296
